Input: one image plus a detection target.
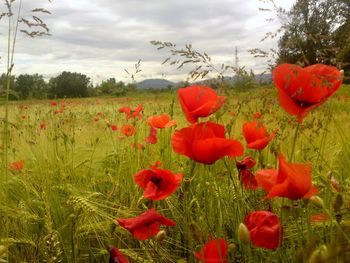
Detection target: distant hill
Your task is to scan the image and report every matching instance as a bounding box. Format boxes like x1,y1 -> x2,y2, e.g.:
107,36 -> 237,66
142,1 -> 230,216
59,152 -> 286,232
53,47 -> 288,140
136,74 -> 272,90
136,79 -> 177,90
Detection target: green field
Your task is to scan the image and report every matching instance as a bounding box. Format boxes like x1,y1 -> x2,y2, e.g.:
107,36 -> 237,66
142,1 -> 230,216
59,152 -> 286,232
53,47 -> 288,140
1,85 -> 350,262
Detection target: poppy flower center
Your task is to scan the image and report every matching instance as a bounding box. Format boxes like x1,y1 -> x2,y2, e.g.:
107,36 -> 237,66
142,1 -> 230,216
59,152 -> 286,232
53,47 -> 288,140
293,99 -> 316,109
151,177 -> 163,188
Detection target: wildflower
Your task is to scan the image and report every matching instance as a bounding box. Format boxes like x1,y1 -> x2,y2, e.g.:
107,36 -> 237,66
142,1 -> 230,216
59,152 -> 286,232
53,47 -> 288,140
236,156 -> 256,170
119,105 -> 143,120
134,167 -> 183,200
194,239 -> 228,263
121,124 -> 135,137
255,154 -> 318,200
145,127 -> 157,144
110,124 -> 118,131
172,122 -> 243,164
117,208 -> 176,240
272,64 -> 342,122
10,160 -> 24,171
244,210 -> 283,250
178,85 -> 225,123
108,246 -> 129,263
236,156 -> 258,189
242,121 -> 274,150
253,112 -> 263,119
147,114 -> 176,128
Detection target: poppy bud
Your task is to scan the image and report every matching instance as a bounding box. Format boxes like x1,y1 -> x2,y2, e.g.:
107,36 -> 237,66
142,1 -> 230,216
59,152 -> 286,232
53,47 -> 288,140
156,230 -> 167,242
333,194 -> 343,213
189,222 -> 203,242
309,245 -> 328,263
227,243 -> 236,251
184,177 -> 191,187
310,196 -> 324,208
0,245 -> 6,257
238,223 -> 250,244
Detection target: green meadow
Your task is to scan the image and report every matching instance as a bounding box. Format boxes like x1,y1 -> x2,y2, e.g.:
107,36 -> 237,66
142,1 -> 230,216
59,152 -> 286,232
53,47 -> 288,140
0,84 -> 349,262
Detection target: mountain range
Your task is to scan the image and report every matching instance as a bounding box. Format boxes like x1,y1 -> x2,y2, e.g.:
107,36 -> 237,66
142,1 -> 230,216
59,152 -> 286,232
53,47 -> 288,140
136,74 -> 272,90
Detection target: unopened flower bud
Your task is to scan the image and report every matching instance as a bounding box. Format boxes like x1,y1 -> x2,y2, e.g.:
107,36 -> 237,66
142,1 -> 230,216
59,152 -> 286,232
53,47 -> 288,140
309,245 -> 328,263
0,245 -> 6,257
156,230 -> 167,242
227,243 -> 236,251
238,223 -> 250,244
189,222 -> 203,242
310,196 -> 324,208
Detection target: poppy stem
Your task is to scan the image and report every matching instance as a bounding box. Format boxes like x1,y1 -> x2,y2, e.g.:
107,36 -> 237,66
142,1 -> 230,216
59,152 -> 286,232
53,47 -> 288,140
223,159 -> 238,192
290,122 -> 301,161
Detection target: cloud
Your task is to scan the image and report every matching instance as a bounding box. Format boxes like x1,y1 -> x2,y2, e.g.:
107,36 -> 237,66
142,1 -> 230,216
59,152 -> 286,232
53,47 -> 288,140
0,0 -> 294,83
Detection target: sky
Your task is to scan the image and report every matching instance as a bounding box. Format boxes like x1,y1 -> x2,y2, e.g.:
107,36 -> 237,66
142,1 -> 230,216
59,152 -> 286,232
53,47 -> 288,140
0,0 -> 295,84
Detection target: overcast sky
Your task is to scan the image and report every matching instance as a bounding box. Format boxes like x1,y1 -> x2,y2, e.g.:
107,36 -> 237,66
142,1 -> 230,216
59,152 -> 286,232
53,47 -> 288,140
0,0 -> 294,84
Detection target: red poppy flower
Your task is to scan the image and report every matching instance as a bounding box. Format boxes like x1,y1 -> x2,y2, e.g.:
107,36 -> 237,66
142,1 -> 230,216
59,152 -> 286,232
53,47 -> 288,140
145,127 -> 158,144
39,122 -> 46,130
108,246 -> 129,263
178,85 -> 226,123
172,122 -> 243,164
10,160 -> 24,171
119,105 -> 143,120
242,121 -> 274,150
131,104 -> 143,119
147,114 -> 177,128
121,124 -> 135,136
134,167 -> 183,200
236,156 -> 256,170
236,156 -> 258,189
117,208 -> 176,240
50,101 -> 57,106
253,112 -> 263,119
110,124 -> 118,131
194,238 -> 228,263
310,213 -> 330,223
244,210 -> 283,250
255,154 -> 318,200
118,106 -> 131,117
273,64 -> 342,122
131,143 -> 144,150
240,170 -> 258,190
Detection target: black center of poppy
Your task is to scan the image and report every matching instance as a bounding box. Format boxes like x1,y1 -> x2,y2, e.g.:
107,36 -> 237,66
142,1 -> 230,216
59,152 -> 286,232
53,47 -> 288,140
293,99 -> 317,109
151,177 -> 163,188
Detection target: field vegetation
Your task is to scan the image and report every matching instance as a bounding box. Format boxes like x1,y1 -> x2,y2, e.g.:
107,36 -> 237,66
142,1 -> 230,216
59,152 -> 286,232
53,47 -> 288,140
0,82 -> 349,262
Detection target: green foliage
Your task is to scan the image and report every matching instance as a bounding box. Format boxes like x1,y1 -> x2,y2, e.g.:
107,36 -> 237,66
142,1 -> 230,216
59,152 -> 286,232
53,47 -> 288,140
96,78 -> 136,97
15,74 -> 48,100
49,71 -> 91,98
0,87 -> 349,262
277,0 -> 344,66
0,73 -> 16,100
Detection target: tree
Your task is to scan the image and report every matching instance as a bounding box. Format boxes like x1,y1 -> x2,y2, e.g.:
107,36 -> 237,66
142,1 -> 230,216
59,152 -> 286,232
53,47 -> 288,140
0,73 -> 16,99
49,71 -> 90,98
15,74 -> 48,100
97,78 -> 135,97
334,0 -> 350,81
277,0 -> 344,66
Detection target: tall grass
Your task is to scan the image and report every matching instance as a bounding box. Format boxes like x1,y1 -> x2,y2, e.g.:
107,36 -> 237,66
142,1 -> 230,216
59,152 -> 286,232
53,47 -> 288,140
0,85 -> 348,262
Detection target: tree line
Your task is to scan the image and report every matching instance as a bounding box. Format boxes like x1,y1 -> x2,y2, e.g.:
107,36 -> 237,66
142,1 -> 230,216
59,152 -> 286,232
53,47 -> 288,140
0,71 -> 137,100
